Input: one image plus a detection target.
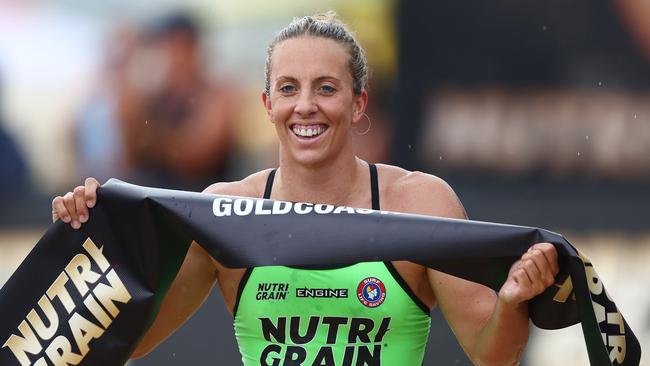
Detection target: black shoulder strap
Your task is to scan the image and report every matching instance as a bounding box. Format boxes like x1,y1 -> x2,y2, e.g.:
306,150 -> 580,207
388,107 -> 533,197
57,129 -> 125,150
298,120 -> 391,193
265,166 -> 377,208
263,169 -> 277,199
369,163 -> 380,210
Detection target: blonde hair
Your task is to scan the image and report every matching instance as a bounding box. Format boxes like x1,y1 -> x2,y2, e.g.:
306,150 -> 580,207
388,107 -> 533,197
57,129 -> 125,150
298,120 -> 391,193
264,11 -> 368,96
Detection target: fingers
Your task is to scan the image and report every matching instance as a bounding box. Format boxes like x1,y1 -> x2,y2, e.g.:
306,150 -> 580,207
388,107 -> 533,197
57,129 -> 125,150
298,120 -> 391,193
52,196 -> 69,223
527,243 -> 560,277
522,243 -> 560,290
62,192 -> 80,229
510,263 -> 531,287
522,248 -> 554,289
519,254 -> 546,294
51,177 -> 100,230
74,186 -> 89,224
499,260 -> 533,305
538,243 -> 559,276
500,243 -> 561,305
84,177 -> 99,208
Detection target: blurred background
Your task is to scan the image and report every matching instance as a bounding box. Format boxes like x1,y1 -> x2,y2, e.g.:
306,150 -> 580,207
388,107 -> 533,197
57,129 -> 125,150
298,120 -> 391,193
0,0 -> 648,365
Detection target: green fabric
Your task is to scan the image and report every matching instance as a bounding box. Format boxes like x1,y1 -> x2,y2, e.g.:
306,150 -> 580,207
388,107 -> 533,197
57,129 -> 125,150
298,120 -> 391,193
234,262 -> 431,365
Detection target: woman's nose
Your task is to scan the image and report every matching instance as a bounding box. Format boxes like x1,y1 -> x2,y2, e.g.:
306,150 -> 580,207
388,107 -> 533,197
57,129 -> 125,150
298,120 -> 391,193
294,91 -> 318,115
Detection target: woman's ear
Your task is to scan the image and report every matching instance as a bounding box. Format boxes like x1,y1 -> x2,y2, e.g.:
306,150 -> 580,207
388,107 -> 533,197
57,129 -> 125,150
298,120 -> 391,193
352,89 -> 369,123
261,90 -> 274,123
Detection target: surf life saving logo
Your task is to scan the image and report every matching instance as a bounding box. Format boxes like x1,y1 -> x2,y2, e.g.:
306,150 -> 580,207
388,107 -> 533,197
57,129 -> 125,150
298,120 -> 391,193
357,277 -> 386,308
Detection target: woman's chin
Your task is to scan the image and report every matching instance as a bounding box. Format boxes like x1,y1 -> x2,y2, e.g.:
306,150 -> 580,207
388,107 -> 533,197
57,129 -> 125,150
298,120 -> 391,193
288,150 -> 332,168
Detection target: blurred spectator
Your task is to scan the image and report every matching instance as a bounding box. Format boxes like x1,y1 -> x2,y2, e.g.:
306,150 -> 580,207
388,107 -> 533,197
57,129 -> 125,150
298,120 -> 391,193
118,12 -> 238,190
0,72 -> 29,195
616,0 -> 650,62
0,124 -> 28,194
75,25 -> 137,183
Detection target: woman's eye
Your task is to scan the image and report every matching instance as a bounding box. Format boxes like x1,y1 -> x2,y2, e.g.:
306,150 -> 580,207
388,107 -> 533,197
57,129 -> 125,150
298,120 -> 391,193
319,85 -> 336,94
279,85 -> 297,93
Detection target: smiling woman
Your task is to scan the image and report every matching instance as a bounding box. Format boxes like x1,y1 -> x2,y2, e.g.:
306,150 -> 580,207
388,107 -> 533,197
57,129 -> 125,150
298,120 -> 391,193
51,11 -> 561,366
262,34 -> 367,169
261,12 -> 369,170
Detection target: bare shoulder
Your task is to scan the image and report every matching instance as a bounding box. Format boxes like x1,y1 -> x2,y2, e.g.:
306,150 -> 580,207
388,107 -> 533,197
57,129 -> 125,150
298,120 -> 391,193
199,169 -> 273,271
203,168 -> 274,198
376,163 -> 466,219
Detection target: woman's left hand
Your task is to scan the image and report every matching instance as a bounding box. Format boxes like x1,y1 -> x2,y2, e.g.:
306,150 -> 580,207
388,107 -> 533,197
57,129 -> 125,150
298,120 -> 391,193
498,242 -> 560,307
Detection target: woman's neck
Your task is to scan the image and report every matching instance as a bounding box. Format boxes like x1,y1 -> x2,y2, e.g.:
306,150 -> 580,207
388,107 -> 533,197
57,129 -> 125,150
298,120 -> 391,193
274,153 -> 368,207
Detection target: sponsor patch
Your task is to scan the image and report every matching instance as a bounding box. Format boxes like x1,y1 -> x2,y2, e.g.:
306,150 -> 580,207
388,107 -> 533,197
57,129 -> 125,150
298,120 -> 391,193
357,277 -> 386,308
296,287 -> 348,298
256,283 -> 289,300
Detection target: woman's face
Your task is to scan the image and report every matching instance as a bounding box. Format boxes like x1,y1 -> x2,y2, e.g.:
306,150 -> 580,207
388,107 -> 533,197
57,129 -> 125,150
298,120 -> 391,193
263,36 -> 367,167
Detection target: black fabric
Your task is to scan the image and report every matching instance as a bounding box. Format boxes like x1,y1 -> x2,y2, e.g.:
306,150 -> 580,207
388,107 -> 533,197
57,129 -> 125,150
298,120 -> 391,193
384,261 -> 430,316
0,180 -> 641,366
263,164 -> 379,271
263,168 -> 276,199
264,164 -> 380,209
369,163 -> 380,210
232,268 -> 253,317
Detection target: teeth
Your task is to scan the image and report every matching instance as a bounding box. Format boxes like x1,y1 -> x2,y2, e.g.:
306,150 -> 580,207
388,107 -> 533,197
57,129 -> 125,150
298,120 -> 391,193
293,126 -> 325,137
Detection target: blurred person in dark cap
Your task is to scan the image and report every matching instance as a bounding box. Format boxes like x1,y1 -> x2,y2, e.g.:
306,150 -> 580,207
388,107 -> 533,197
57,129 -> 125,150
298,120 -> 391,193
118,11 -> 238,190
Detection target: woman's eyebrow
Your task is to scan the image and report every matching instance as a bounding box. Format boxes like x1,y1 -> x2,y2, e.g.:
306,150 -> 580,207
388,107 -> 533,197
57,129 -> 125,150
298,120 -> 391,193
275,75 -> 297,82
275,75 -> 341,83
314,76 -> 341,83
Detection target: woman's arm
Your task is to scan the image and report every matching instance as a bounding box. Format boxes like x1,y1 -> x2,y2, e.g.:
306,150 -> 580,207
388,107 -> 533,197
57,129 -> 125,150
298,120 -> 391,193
51,177 -> 259,360
388,170 -> 558,365
430,241 -> 558,366
129,241 -> 219,359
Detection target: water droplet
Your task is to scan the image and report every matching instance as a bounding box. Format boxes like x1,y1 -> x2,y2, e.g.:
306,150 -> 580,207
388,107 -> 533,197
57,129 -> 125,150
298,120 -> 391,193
439,156 -> 443,160
577,152 -> 581,157
585,135 -> 589,140
634,114 -> 638,119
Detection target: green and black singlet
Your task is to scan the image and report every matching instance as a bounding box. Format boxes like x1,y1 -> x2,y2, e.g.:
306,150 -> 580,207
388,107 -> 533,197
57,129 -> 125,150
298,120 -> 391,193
233,164 -> 431,365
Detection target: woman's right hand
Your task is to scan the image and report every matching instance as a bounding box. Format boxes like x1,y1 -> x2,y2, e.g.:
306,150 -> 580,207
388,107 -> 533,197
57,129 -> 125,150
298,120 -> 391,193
51,177 -> 100,229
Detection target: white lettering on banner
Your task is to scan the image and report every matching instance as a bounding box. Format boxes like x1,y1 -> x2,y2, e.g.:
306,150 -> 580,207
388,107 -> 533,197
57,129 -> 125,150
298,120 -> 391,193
213,197 -> 232,217
2,238 -> 132,366
234,198 -> 254,216
314,204 -> 334,214
272,201 -> 292,215
578,252 -> 627,364
212,197 -> 401,218
552,276 -> 575,303
255,199 -> 272,215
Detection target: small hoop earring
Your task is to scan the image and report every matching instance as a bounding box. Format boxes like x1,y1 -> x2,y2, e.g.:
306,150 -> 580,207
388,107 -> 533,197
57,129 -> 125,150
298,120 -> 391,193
353,113 -> 372,136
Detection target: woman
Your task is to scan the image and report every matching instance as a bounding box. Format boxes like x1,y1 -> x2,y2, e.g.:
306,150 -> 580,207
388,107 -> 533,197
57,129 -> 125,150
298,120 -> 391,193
53,12 -> 558,365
